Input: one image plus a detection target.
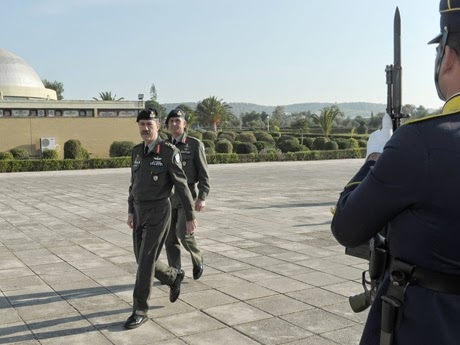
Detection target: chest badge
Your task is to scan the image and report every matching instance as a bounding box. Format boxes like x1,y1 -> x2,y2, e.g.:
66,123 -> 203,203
153,175 -> 159,181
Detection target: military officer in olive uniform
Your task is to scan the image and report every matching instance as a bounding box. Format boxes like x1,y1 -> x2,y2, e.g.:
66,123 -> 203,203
332,2 -> 460,344
124,108 -> 198,329
165,109 -> 210,280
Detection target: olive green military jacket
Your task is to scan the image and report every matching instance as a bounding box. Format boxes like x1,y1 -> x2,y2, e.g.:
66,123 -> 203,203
128,139 -> 196,221
167,133 -> 210,201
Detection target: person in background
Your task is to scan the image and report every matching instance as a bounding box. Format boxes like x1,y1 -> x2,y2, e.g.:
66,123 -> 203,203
165,109 -> 210,280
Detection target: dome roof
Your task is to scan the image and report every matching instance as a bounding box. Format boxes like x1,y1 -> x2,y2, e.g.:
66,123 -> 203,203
0,48 -> 57,100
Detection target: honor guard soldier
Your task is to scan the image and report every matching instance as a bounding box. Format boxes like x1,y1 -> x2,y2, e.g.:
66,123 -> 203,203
331,1 -> 460,344
124,108 -> 198,329
165,109 -> 210,280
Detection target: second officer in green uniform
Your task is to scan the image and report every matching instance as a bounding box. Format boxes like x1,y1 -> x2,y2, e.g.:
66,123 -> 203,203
165,109 -> 210,280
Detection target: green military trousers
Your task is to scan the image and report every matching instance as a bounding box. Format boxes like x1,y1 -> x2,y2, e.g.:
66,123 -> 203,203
132,199 -> 178,316
165,197 -> 202,269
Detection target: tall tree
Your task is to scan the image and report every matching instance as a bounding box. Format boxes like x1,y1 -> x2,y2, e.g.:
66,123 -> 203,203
195,96 -> 233,131
144,100 -> 167,123
312,105 -> 344,138
271,106 -> 286,127
93,91 -> 124,101
42,79 -> 64,100
150,84 -> 157,101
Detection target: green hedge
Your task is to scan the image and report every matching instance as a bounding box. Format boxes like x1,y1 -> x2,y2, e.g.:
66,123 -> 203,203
0,149 -> 365,172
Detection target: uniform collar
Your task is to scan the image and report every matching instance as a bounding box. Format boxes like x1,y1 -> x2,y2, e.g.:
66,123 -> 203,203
442,93 -> 460,114
171,132 -> 187,144
144,137 -> 162,154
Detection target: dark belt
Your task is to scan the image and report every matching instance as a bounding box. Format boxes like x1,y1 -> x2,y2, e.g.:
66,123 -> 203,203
389,257 -> 460,295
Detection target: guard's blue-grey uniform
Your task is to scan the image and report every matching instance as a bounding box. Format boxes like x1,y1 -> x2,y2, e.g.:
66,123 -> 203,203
331,94 -> 460,344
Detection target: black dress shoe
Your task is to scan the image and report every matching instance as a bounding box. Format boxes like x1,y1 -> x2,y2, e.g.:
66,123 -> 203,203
193,259 -> 204,280
123,314 -> 148,329
169,269 -> 185,303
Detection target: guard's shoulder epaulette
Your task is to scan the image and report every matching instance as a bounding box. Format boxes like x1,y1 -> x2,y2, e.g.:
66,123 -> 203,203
404,110 -> 460,126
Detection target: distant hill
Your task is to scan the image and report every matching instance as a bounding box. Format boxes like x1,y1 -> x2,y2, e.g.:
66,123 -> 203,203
163,101 -> 386,119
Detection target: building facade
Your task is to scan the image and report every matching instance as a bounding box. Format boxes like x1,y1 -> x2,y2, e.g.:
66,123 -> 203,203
0,48 -> 144,158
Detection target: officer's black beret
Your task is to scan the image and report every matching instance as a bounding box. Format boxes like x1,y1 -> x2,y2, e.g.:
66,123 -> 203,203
136,108 -> 159,122
429,0 -> 460,44
165,109 -> 185,125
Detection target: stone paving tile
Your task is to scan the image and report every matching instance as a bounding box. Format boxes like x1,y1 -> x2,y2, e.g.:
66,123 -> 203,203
282,335 -> 338,345
235,317 -> 313,345
0,321 -> 39,344
286,287 -> 345,308
216,281 -> 277,301
281,308 -> 357,334
157,339 -> 188,345
100,321 -> 174,345
183,327 -> 260,345
294,271 -> 347,287
246,294 -> 315,316
204,301 -> 272,326
255,276 -> 313,293
321,324 -> 364,345
39,331 -> 114,345
155,310 -> 225,337
180,289 -> 238,309
231,267 -> 284,282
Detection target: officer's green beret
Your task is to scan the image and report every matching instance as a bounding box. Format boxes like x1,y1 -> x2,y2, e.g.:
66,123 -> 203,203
165,109 -> 185,125
429,0 -> 460,44
137,108 -> 159,122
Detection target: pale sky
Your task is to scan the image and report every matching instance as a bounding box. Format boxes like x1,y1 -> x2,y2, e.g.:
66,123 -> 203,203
3,0 -> 444,110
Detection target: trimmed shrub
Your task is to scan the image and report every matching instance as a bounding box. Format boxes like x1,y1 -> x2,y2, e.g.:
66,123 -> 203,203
0,152 -> 14,160
64,139 -> 83,159
335,138 -> 349,149
255,131 -> 275,144
10,147 -> 30,160
235,131 -> 257,143
187,129 -> 203,140
277,138 -> 303,153
215,139 -> 233,153
109,141 -> 136,157
234,142 -> 258,154
303,137 -> 315,149
324,141 -> 339,151
358,139 -> 368,148
311,137 -> 328,150
347,138 -> 360,149
254,141 -> 274,152
356,122 -> 368,134
218,131 -> 236,142
159,131 -> 168,140
202,139 -> 215,149
42,150 -> 58,159
270,131 -> 281,139
205,147 -> 215,155
277,135 -> 297,145
202,131 -> 218,142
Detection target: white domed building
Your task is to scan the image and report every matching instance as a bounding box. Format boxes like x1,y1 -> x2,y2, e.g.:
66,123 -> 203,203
0,49 -> 57,101
0,48 -> 144,157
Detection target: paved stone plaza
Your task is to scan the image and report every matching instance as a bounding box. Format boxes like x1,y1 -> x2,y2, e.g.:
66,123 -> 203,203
0,159 -> 370,345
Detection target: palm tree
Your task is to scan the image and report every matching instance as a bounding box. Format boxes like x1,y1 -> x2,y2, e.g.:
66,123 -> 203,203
311,105 -> 343,139
93,91 -> 124,101
196,96 -> 232,132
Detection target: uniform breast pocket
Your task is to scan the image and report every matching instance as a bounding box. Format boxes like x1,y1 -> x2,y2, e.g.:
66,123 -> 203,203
149,165 -> 165,182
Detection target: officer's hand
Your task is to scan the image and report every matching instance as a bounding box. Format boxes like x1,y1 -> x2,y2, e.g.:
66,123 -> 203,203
186,219 -> 198,235
127,213 -> 134,229
195,199 -> 205,212
366,113 -> 393,159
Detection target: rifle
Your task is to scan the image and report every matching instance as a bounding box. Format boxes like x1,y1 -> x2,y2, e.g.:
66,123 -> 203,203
345,7 -> 407,313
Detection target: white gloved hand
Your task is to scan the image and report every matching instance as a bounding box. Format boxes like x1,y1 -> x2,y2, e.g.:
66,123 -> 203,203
365,113 -> 393,159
